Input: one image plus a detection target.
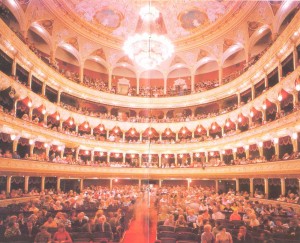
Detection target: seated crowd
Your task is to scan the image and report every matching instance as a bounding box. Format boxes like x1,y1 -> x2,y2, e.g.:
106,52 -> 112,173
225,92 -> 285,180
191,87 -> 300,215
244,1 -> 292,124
0,185 -> 138,242
154,185 -> 300,243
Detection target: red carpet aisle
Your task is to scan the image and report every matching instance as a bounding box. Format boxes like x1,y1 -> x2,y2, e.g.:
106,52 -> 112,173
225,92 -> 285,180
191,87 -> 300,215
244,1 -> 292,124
123,197 -> 157,243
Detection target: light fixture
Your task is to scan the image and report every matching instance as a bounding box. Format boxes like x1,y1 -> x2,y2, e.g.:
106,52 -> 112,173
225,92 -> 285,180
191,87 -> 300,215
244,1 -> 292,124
29,139 -> 34,145
114,128 -> 119,133
250,111 -> 254,117
212,124 -> 216,130
258,141 -> 263,147
69,119 -> 74,126
226,121 -> 230,127
273,138 -> 279,144
182,129 -> 186,134
148,130 -> 153,135
100,126 -> 104,131
123,4 -> 174,69
10,134 -> 16,140
139,5 -> 159,22
131,130 -> 135,135
100,152 -> 104,156
179,154 -> 183,158
210,151 -> 214,156
197,127 -> 202,132
244,145 -> 249,150
278,94 -> 283,101
56,115 -> 60,121
42,108 -> 46,115
164,154 -> 169,159
84,122 -> 89,129
296,83 -> 300,91
28,101 -> 32,108
166,130 -> 170,135
292,132 -> 298,139
195,153 -> 200,158
262,104 -> 267,110
238,117 -> 242,123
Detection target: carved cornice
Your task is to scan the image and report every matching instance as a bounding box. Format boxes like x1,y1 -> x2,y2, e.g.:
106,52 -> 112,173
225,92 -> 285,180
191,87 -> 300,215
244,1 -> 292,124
43,0 -> 253,52
0,107 -> 299,154
0,10 -> 299,109
0,158 -> 299,179
0,66 -> 297,133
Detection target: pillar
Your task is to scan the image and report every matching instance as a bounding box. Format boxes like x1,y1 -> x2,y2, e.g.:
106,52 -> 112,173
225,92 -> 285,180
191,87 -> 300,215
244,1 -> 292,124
251,84 -> 255,100
80,179 -> 84,192
164,77 -> 167,95
90,127 -> 94,136
159,133 -> 162,141
191,74 -> 195,92
236,179 -> 240,192
57,177 -> 61,192
123,153 -> 126,163
250,178 -> 254,197
75,125 -> 79,133
278,60 -> 282,80
91,150 -> 94,162
108,69 -> 113,90
140,132 -> 143,142
174,153 -> 178,166
245,147 -> 250,159
237,92 -> 241,106
264,178 -> 269,199
44,114 -> 48,123
107,153 -> 110,163
138,179 -> 141,189
12,139 -> 19,152
205,152 -> 209,163
262,109 -> 267,122
60,148 -> 64,158
159,179 -> 162,187
45,146 -> 50,159
75,148 -> 79,161
264,75 -> 268,89
276,101 -> 281,114
292,135 -> 298,152
280,178 -> 286,196
176,132 -> 179,141
218,67 -> 223,86
215,180 -> 219,193
158,154 -> 162,167
12,57 -> 17,76
6,176 -> 12,193
187,179 -> 191,190
122,132 -> 125,141
57,90 -> 61,104
258,145 -> 263,157
42,82 -> 46,96
79,65 -> 84,83
192,131 -> 194,138
106,130 -> 109,140
233,151 -> 237,160
293,91 -> 299,106
24,176 -> 29,193
41,176 -> 45,191
30,144 -> 34,157
13,100 -> 18,116
274,142 -> 279,157
293,44 -> 299,70
221,126 -> 225,137
59,120 -> 63,130
136,77 -> 140,95
110,179 -> 113,190
28,70 -> 32,89
220,152 -> 224,162
139,154 -> 142,167
29,108 -> 33,121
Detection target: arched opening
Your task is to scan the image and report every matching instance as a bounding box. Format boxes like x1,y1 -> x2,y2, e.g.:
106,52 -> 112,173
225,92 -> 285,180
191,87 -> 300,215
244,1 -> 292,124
139,70 -> 164,97
194,60 -> 219,92
55,45 -> 80,83
83,58 -> 109,91
112,66 -> 136,95
279,136 -> 293,159
167,67 -> 191,96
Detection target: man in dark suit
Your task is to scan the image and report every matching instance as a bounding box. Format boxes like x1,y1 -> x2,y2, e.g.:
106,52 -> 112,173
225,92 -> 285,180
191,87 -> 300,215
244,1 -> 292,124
20,220 -> 39,241
95,215 -> 113,240
236,226 -> 253,243
73,212 -> 88,228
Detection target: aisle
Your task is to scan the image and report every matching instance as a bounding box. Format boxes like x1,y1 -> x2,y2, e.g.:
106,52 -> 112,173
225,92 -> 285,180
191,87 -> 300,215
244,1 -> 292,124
122,197 -> 157,243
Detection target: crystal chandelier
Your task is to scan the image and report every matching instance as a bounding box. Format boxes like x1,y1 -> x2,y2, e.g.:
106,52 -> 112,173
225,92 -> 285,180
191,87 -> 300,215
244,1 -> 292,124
123,4 -> 174,70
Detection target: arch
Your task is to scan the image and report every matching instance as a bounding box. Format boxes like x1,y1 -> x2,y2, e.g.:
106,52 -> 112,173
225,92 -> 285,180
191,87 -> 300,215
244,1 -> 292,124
248,25 -> 272,52
3,0 -> 25,31
166,67 -> 191,95
112,65 -> 137,95
222,43 -> 245,64
274,1 -> 299,34
29,21 -> 53,49
139,70 -> 164,90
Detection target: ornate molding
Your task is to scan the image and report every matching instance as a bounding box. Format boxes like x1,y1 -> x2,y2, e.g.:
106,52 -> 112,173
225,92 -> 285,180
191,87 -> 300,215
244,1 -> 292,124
0,158 -> 299,179
0,10 -> 299,109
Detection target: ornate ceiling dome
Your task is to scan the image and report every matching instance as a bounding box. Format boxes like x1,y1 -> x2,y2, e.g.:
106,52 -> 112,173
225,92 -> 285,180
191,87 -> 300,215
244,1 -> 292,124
63,0 -> 238,41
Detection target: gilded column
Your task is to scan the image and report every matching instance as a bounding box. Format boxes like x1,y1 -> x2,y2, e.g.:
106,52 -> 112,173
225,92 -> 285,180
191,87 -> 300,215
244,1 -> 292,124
280,178 -> 286,196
